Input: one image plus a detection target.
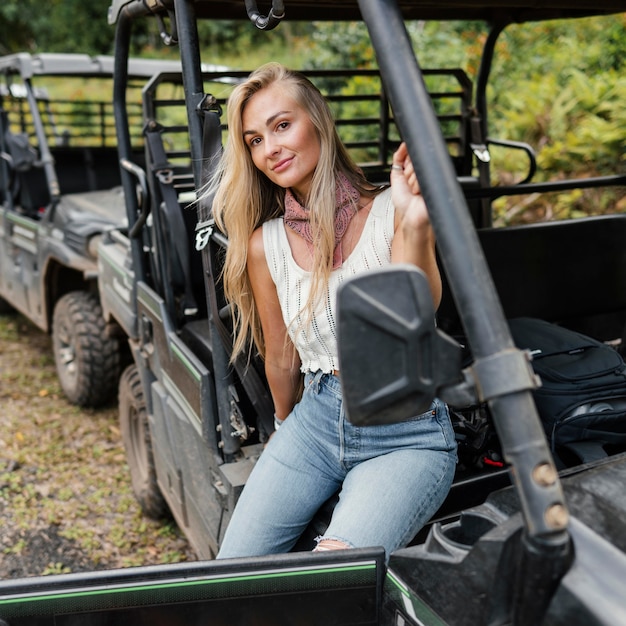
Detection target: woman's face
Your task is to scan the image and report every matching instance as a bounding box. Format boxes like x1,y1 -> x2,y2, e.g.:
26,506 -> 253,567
242,82 -> 321,200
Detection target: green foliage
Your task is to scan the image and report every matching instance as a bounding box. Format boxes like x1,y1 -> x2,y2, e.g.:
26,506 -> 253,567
296,16 -> 626,223
304,19 -> 486,75
407,20 -> 485,78
1,4 -> 623,224
307,21 -> 377,69
488,15 -> 626,224
538,70 -> 626,173
198,20 -> 314,65
0,0 -> 115,55
0,1 -> 40,54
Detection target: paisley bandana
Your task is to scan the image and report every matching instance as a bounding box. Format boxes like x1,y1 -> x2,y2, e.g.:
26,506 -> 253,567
283,172 -> 360,269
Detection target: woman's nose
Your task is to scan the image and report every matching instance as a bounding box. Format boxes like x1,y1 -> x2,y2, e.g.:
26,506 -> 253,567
264,135 -> 280,156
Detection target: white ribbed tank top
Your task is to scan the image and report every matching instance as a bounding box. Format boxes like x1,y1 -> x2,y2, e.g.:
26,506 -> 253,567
263,186 -> 395,373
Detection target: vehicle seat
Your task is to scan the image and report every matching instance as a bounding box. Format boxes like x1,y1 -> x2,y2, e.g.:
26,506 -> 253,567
4,131 -> 50,216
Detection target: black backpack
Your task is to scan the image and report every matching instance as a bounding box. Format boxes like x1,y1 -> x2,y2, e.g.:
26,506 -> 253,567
507,317 -> 626,467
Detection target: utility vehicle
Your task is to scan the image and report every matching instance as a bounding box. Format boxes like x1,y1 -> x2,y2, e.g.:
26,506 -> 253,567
1,1 -> 626,624
0,53 -> 180,406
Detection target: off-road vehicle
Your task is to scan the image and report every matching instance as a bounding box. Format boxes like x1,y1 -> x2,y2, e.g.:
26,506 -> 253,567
0,53 -> 179,406
1,1 -> 625,624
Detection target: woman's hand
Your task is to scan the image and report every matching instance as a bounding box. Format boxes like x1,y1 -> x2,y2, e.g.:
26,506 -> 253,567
390,142 -> 430,232
390,142 -> 442,307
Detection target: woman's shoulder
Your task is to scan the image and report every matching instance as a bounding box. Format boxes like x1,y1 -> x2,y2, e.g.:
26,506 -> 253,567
248,226 -> 266,263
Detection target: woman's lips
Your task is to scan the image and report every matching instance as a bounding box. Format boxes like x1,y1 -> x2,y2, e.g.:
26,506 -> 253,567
273,157 -> 293,173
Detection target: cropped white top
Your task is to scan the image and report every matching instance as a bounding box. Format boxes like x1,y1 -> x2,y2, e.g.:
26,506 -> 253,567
263,186 -> 395,373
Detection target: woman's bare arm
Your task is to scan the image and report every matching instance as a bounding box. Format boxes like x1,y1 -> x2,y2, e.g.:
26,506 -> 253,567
247,227 -> 302,421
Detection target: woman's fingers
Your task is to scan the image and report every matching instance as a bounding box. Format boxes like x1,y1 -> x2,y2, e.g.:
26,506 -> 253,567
392,144 -> 421,197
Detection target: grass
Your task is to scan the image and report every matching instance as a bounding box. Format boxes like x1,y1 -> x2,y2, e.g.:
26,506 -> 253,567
0,312 -> 195,577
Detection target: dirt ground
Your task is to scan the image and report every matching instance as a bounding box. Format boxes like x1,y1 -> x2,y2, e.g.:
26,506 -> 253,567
0,312 -> 196,580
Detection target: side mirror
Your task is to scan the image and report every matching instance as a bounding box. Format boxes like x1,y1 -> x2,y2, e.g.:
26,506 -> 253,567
337,265 -> 464,426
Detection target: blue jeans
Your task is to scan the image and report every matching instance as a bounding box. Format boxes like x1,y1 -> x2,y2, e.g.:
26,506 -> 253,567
217,370 -> 457,560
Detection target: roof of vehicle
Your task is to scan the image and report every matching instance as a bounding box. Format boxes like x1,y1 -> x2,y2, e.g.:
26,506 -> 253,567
108,0 -> 625,25
0,53 -> 184,79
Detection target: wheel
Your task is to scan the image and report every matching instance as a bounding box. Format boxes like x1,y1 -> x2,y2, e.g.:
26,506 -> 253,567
119,364 -> 169,519
52,291 -> 121,407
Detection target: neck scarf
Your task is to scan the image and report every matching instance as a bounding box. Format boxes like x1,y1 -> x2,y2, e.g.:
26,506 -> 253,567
283,172 -> 360,269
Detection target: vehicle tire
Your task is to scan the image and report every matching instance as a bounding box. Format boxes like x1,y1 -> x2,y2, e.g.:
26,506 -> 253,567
119,364 -> 169,520
52,290 -> 121,407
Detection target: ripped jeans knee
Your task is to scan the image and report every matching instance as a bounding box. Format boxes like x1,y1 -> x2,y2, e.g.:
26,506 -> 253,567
313,536 -> 353,552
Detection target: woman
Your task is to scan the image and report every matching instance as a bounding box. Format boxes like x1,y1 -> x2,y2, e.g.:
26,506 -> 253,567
209,62 -> 456,559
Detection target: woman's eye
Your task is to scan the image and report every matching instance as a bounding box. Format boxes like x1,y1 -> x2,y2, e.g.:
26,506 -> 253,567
277,121 -> 289,131
249,137 -> 261,147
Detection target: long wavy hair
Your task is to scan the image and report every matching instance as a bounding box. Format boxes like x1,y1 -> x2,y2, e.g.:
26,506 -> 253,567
209,62 -> 380,361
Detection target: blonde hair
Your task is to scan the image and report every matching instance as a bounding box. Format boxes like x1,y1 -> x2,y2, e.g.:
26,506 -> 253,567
209,62 -> 378,361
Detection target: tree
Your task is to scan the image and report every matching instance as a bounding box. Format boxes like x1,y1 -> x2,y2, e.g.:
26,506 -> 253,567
0,1 -> 41,54
0,0 -> 116,56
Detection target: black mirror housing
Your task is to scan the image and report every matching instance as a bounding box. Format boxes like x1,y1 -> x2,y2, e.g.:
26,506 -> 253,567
337,265 -> 463,426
